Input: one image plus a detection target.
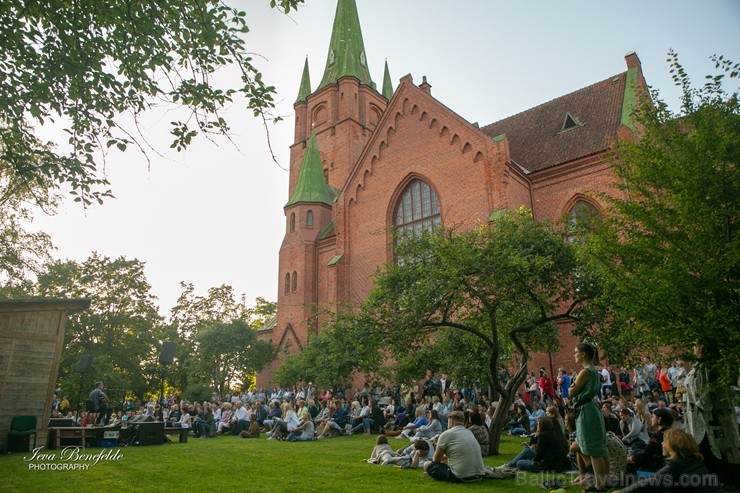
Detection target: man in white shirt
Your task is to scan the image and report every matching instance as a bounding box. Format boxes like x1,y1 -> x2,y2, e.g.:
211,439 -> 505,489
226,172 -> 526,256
230,401 -> 249,435
423,410 -> 485,483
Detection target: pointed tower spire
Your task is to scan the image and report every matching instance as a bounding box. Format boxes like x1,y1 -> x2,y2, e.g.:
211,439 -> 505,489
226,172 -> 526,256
295,57 -> 312,103
382,59 -> 394,100
286,130 -> 336,207
318,0 -> 374,90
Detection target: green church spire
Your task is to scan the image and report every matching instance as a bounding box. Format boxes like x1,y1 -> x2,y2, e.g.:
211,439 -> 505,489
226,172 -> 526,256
295,57 -> 312,103
318,0 -> 374,90
382,60 -> 394,100
286,130 -> 336,208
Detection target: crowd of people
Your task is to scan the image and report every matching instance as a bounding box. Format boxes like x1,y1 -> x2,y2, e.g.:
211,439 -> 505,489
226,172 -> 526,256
498,344 -> 738,492
48,354 -> 739,490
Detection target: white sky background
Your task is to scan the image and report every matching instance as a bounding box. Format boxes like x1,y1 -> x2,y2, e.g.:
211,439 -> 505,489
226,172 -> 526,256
32,0 -> 740,317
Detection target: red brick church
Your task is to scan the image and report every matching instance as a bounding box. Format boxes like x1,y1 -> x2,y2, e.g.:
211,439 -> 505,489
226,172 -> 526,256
257,0 -> 645,387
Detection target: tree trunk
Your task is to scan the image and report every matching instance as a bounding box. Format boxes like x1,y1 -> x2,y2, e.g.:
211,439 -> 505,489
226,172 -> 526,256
488,366 -> 529,455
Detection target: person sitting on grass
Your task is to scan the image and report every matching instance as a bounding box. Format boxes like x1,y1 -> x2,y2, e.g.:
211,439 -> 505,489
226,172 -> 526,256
603,402 -> 622,435
312,399 -> 330,428
229,401 -> 250,436
423,410 -> 486,483
348,399 -> 368,431
613,428 -> 722,493
507,404 -> 531,436
194,406 -> 214,438
349,399 -> 385,435
465,409 -> 490,456
239,420 -> 261,439
411,409 -> 443,440
496,416 -> 570,472
626,408 -> 674,474
262,400 -> 282,433
269,402 -> 300,440
216,403 -> 232,434
251,400 -> 268,428
529,401 -> 546,432
383,397 -> 398,426
388,397 -> 415,431
385,406 -> 428,439
166,404 -> 181,427
620,407 -> 649,454
177,405 -> 192,442
315,399 -> 349,439
547,405 -> 568,438
286,410 -> 315,442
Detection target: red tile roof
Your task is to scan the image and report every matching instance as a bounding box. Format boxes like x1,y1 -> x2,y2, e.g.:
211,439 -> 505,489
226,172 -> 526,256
481,71 -> 628,173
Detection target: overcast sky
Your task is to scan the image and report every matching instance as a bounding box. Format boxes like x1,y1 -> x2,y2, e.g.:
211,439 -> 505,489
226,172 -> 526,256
32,0 -> 740,316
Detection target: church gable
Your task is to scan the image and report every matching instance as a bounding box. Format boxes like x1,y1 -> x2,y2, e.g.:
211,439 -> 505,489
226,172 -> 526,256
276,323 -> 304,353
342,75 -> 508,207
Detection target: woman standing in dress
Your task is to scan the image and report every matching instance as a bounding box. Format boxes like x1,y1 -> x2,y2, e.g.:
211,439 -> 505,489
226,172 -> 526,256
570,343 -> 609,491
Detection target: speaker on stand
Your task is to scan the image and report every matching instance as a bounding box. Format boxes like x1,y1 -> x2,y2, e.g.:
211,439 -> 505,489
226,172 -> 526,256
158,342 -> 176,409
159,342 -> 176,365
75,354 -> 93,419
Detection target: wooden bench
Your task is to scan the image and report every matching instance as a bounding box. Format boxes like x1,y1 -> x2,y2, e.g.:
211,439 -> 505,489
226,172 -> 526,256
163,427 -> 185,442
48,427 -> 99,449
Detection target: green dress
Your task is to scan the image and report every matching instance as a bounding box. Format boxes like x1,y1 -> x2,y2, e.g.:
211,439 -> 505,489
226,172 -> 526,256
571,366 -> 607,457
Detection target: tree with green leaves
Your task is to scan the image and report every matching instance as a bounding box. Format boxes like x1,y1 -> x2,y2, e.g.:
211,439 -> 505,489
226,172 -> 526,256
168,283 -> 276,396
273,308 -> 380,390
1,0 -> 304,207
0,205 -> 54,297
348,210 -> 594,454
0,137 -> 58,297
248,297 -> 277,330
582,52 -> 739,386
35,252 -> 164,406
169,282 -> 251,337
187,320 -> 274,397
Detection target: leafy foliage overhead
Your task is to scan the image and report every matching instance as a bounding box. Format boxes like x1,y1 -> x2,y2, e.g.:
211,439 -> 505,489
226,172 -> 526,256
0,0 -> 303,206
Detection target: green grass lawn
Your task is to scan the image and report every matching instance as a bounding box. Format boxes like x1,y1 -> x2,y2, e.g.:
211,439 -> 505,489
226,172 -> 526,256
0,434 -> 576,493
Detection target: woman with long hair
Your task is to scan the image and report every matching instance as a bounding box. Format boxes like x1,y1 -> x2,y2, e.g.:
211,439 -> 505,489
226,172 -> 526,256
546,405 -> 569,449
496,416 -> 569,472
570,343 -> 609,491
465,410 -> 490,456
633,399 -> 654,434
507,403 -> 531,436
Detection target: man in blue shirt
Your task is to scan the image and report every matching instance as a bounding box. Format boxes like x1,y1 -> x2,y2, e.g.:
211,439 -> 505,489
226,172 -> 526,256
558,368 -> 572,400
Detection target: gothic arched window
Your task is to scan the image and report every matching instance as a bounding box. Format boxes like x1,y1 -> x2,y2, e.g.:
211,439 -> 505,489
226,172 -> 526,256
284,273 -> 290,294
565,199 -> 600,244
292,271 -> 297,292
289,212 -> 296,233
394,179 -> 441,242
